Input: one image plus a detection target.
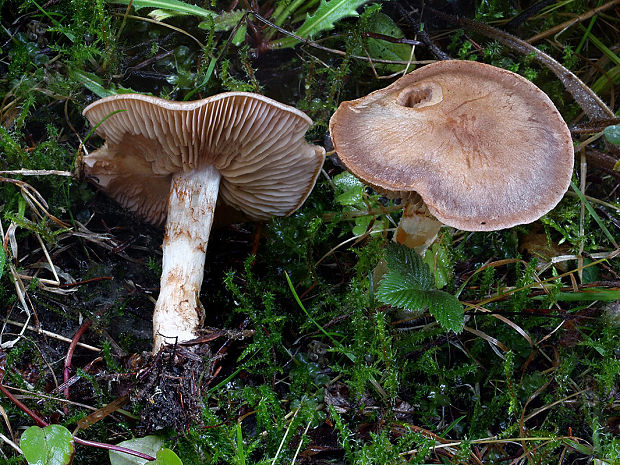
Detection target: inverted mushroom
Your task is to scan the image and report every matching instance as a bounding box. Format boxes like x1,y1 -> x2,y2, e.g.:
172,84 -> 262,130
83,92 -> 324,351
329,60 -> 574,253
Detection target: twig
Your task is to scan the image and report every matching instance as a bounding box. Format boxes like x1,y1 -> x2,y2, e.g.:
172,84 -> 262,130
63,319 -> 94,411
0,432 -> 21,455
252,11 -> 435,65
3,319 -> 101,352
427,8 -> 615,120
0,169 -> 72,176
0,382 -> 156,461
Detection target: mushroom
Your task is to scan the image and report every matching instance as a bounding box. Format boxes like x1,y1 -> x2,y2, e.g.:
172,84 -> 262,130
329,60 -> 574,253
83,92 -> 324,351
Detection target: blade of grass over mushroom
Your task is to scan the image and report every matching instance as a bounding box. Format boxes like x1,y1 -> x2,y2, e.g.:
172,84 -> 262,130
284,272 -> 355,361
570,180 -> 618,248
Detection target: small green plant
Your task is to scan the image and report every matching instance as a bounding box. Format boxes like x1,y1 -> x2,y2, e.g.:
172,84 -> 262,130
332,171 -> 395,236
20,423 -> 183,465
603,124 -> 620,145
21,425 -> 75,465
377,243 -> 465,333
269,0 -> 371,49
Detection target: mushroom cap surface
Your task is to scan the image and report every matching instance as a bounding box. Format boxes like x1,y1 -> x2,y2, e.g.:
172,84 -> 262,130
329,60 -> 574,231
83,92 -> 325,225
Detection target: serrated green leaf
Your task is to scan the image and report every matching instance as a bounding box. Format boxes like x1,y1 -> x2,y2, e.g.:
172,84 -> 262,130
604,125 -> 620,145
426,291 -> 465,333
109,0 -> 216,19
110,435 -> 164,465
384,242 -> 434,291
376,273 -> 464,332
375,269 -> 431,309
21,425 -> 74,465
377,243 -> 464,333
274,0 -> 370,49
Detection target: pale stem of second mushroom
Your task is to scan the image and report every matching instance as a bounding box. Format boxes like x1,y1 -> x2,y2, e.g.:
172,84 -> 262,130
152,164 -> 221,352
394,196 -> 442,255
373,197 -> 443,288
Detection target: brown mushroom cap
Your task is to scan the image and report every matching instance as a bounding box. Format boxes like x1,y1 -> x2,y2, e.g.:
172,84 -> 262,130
83,92 -> 325,225
329,60 -> 574,231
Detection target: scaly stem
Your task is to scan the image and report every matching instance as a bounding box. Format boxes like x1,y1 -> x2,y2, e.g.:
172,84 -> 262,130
152,165 -> 221,352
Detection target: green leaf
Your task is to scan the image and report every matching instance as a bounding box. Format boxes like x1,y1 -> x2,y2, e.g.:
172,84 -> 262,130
109,0 -> 216,19
21,425 -> 74,465
383,242 -> 434,291
146,449 -> 183,465
336,186 -> 364,206
199,9 -> 246,32
110,435 -> 164,465
352,215 -> 371,236
147,9 -> 183,21
603,125 -> 620,146
72,70 -> 135,98
377,243 -> 464,333
423,242 -> 452,289
273,0 -> 370,49
355,13 -> 414,72
334,172 -> 365,206
425,291 -> 465,333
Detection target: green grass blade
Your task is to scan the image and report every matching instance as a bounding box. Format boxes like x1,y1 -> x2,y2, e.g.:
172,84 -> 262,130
570,181 -> 618,248
109,0 -> 216,19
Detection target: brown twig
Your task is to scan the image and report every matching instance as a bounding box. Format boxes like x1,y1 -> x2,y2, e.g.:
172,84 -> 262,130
426,8 -> 615,120
251,11 -> 435,65
58,276 -> 114,288
63,319 -> 94,411
0,379 -> 156,461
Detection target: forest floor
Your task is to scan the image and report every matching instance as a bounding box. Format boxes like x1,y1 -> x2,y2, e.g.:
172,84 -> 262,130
0,0 -> 619,464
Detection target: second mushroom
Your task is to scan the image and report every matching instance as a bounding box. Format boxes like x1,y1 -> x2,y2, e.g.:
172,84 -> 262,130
83,92 -> 325,352
329,60 -> 574,253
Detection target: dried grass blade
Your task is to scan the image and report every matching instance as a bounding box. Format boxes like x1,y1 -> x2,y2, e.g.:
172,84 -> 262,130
464,326 -> 508,354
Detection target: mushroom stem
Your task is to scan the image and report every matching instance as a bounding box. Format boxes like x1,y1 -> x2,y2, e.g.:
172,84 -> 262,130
152,164 -> 221,352
394,198 -> 442,254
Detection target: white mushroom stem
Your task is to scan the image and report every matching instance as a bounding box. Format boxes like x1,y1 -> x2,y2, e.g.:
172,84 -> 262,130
394,198 -> 442,255
152,164 -> 221,352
